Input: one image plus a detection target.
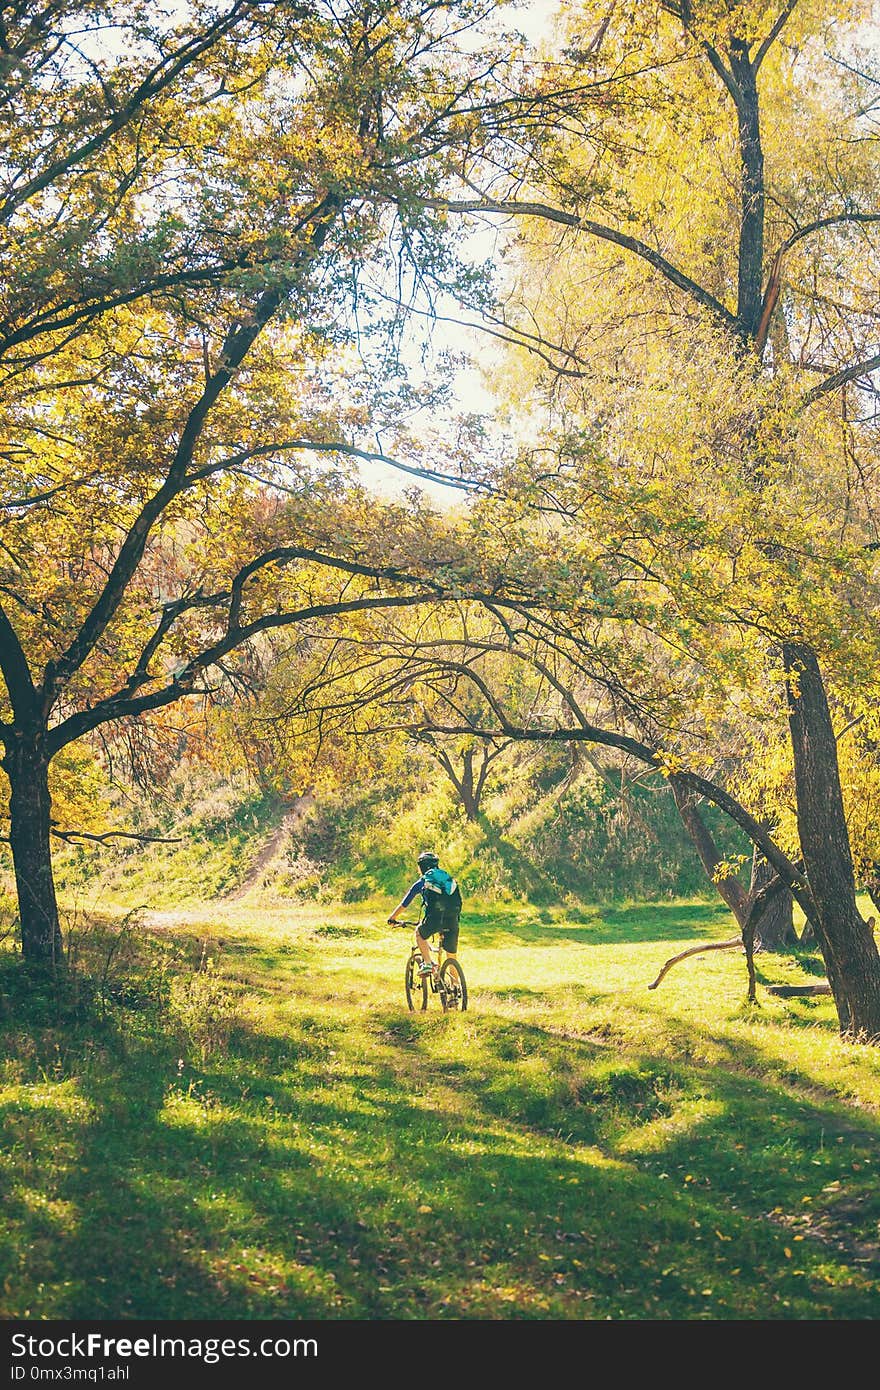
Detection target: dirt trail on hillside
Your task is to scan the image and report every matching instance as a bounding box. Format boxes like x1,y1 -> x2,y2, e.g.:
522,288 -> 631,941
225,791 -> 315,900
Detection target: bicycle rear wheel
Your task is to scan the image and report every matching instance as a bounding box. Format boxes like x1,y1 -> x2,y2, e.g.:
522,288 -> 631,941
439,958 -> 467,1012
405,953 -> 428,1012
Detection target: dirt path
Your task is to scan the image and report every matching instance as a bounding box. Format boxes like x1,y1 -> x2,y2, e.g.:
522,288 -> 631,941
224,791 -> 315,900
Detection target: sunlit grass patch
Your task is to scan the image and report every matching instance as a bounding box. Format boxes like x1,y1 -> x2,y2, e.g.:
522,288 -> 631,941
1,898 -> 879,1319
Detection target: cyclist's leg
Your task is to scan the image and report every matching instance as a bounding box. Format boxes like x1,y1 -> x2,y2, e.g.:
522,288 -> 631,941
415,923 -> 436,972
440,913 -> 460,959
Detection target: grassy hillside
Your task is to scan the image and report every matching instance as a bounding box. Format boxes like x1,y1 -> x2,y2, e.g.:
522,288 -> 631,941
46,757 -> 752,915
2,898 -> 878,1321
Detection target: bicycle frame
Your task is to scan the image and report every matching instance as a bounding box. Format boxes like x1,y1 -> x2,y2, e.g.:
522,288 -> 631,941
398,921 -> 467,1012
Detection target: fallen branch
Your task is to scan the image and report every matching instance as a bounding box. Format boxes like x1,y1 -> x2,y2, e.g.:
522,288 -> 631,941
764,983 -> 832,997
648,872 -> 791,996
647,936 -> 742,989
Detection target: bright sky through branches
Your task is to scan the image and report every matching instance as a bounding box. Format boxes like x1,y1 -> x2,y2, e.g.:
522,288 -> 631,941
358,0 -> 561,506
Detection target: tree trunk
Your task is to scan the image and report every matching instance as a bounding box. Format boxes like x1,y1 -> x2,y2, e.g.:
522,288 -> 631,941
671,780 -> 749,926
784,643 -> 880,1038
4,738 -> 63,965
864,868 -> 880,923
458,748 -> 479,821
748,849 -> 797,950
433,744 -> 481,821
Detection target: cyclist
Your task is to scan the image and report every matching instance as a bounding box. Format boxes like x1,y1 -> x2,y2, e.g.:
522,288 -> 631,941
387,849 -> 462,977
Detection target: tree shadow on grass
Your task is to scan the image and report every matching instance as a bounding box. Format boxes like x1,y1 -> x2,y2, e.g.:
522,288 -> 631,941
377,1005 -> 880,1289
467,900 -> 735,948
2,967 -> 880,1321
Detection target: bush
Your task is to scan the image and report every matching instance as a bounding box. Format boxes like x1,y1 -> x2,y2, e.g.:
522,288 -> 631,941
167,949 -> 241,1063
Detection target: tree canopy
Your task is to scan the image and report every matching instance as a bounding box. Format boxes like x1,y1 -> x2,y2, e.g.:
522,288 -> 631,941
2,0 -> 880,1039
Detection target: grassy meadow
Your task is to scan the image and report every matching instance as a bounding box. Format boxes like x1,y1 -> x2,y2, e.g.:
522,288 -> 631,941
2,892 -> 879,1322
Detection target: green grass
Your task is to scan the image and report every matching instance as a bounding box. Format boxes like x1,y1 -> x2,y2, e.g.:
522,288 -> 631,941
1,898 -> 879,1321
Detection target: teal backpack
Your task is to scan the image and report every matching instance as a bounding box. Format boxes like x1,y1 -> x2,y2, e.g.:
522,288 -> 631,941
422,867 -> 462,919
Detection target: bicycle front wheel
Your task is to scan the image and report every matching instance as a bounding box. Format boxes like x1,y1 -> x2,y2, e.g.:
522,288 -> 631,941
405,953 -> 428,1012
439,958 -> 467,1012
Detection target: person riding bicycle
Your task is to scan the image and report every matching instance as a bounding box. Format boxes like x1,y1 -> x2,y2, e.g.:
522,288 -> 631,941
387,849 -> 462,977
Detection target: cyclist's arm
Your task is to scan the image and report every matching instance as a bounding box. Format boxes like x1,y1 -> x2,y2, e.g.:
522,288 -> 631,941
387,879 -> 424,924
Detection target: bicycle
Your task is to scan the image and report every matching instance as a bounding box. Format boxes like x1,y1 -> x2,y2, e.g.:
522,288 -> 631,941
396,921 -> 468,1013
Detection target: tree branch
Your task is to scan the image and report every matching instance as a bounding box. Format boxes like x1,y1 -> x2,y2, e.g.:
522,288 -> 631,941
0,599 -> 37,725
47,827 -> 183,846
0,1 -> 262,225
406,715 -> 815,918
753,0 -> 803,72
776,211 -> 880,258
0,255 -> 278,361
209,437 -> 489,496
647,936 -> 743,990
670,780 -> 749,925
40,192 -> 342,708
418,194 -> 739,332
46,590 -> 441,753
801,352 -> 880,407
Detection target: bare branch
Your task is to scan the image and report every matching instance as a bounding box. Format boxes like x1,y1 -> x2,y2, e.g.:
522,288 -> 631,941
204,437 -> 490,496
802,352 -> 880,408
46,590 -> 441,753
416,194 -> 740,332
647,937 -> 742,990
776,211 -> 880,258
48,827 -> 183,846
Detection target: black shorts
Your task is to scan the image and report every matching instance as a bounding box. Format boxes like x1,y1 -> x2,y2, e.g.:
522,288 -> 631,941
418,916 -> 460,954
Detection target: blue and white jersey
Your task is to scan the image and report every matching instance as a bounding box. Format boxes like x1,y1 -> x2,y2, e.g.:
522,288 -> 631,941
401,876 -> 428,909
401,869 -> 458,909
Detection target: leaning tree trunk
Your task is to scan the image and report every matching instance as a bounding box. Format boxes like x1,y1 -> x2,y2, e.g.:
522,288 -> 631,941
671,780 -> 750,925
784,643 -> 880,1038
748,849 -> 797,950
4,736 -> 63,965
